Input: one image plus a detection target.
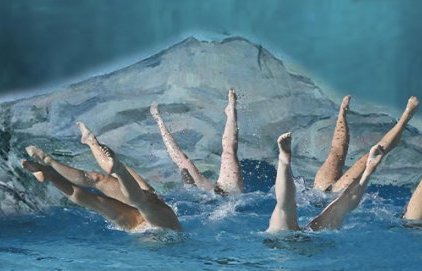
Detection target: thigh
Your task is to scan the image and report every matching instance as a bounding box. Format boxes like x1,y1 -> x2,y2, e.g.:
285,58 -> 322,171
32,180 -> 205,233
85,171 -> 131,205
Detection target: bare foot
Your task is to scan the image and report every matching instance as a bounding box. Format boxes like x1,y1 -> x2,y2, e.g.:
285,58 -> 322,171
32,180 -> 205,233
340,95 -> 351,111
405,96 -> 420,116
225,88 -> 237,116
25,146 -> 52,165
76,122 -> 96,145
150,102 -> 161,121
277,132 -> 292,165
21,160 -> 47,182
366,145 -> 384,173
94,143 -> 117,174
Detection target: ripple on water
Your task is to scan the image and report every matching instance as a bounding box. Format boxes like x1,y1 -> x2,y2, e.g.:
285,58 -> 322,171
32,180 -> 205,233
1,160 -> 422,270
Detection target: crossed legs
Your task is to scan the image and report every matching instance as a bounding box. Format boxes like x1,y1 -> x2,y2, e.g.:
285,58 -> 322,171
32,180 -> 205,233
308,145 -> 384,230
331,97 -> 419,192
23,123 -> 181,231
151,89 -> 243,194
21,160 -> 145,230
267,132 -> 385,232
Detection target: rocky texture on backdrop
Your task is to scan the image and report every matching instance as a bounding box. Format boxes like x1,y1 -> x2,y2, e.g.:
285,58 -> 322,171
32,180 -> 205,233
1,37 -> 422,214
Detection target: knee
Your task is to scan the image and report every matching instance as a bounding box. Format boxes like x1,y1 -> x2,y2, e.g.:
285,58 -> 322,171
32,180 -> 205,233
69,187 -> 85,203
85,172 -> 103,185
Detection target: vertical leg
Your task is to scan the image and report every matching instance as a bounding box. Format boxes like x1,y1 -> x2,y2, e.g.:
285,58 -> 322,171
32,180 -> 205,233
403,178 -> 422,220
216,89 -> 243,194
314,96 -> 350,191
308,145 -> 384,231
150,104 -> 214,191
332,96 -> 419,192
267,132 -> 300,232
21,160 -> 145,231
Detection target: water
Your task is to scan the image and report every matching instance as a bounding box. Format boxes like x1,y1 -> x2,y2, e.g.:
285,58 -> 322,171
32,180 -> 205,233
1,161 -> 422,270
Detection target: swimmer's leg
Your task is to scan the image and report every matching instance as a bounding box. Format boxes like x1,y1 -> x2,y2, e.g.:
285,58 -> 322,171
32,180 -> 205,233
403,178 -> 422,220
76,122 -> 155,192
308,145 -> 384,230
25,145 -> 130,205
21,160 -> 145,231
332,96 -> 419,192
314,96 -> 350,191
94,148 -> 181,231
215,89 -> 243,194
267,132 -> 300,232
150,103 -> 214,191
180,168 -> 195,185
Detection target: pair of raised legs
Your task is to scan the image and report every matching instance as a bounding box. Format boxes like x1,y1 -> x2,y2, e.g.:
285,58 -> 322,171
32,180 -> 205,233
22,123 -> 181,231
267,132 -> 384,232
315,96 -> 419,193
268,96 -> 421,232
150,89 -> 243,195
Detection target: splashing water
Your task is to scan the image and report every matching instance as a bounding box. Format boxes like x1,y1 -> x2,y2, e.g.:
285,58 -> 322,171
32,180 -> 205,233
1,160 -> 422,270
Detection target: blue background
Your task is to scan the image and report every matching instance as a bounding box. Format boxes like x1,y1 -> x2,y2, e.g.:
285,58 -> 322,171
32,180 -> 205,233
1,0 -> 421,109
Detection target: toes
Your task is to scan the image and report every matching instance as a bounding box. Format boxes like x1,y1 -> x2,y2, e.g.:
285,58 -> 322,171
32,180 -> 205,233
341,95 -> 351,110
277,132 -> 292,144
407,96 -> 420,110
228,88 -> 237,101
150,102 -> 159,113
277,132 -> 292,154
25,145 -> 51,165
409,96 -> 418,103
99,144 -> 114,159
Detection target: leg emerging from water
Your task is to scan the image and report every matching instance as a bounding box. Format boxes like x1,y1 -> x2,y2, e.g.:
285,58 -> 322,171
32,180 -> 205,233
90,143 -> 181,231
26,125 -> 181,231
267,132 -> 300,232
332,96 -> 419,192
216,89 -> 243,194
21,160 -> 145,231
308,145 -> 385,231
150,104 -> 214,191
314,96 -> 350,191
403,178 -> 422,220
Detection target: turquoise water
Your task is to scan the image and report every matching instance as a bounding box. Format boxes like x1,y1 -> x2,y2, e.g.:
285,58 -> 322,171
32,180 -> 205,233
1,160 -> 422,270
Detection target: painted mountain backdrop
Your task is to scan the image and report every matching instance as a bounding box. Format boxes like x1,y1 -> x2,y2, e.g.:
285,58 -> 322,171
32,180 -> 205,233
1,37 -> 421,214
